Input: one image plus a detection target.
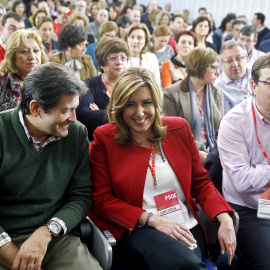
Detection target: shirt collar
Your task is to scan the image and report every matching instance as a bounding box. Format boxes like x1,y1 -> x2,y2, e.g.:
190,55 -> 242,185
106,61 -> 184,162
0,35 -> 5,50
252,97 -> 270,125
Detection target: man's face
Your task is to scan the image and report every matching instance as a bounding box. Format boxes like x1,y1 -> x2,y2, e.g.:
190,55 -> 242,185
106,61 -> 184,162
0,18 -> 25,43
252,68 -> 270,121
33,95 -> 79,142
238,33 -> 257,54
96,9 -> 108,25
232,23 -> 245,40
57,6 -> 69,25
222,46 -> 247,80
148,1 -> 157,13
252,15 -> 258,27
129,10 -> 141,24
76,0 -> 86,13
170,17 -> 184,35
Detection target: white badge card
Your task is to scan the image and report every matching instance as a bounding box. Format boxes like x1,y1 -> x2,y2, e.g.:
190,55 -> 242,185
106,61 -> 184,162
258,186 -> 270,219
154,188 -> 185,224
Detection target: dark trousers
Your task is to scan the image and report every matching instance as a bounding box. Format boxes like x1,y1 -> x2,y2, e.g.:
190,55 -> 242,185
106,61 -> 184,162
113,224 -> 207,270
231,203 -> 270,270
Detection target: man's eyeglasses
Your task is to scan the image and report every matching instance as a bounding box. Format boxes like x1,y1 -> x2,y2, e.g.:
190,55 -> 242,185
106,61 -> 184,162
106,56 -> 127,62
221,55 -> 246,64
257,80 -> 270,86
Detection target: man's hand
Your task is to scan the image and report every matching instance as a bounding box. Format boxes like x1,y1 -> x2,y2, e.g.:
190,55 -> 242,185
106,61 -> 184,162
0,241 -> 19,269
12,226 -> 52,270
217,213 -> 237,265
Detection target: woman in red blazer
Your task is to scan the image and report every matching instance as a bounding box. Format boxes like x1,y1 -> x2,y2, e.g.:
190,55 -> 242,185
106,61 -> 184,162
89,67 -> 236,270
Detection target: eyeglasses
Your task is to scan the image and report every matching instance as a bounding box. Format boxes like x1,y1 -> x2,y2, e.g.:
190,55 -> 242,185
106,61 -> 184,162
4,26 -> 25,32
257,80 -> 270,86
221,55 -> 246,64
106,56 -> 127,62
210,65 -> 219,72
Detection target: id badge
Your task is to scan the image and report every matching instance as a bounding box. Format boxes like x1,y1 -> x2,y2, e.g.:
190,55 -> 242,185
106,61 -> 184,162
257,186 -> 270,219
154,188 -> 185,224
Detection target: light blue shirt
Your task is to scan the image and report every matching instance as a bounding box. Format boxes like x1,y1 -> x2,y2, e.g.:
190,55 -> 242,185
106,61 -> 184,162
215,69 -> 253,114
218,97 -> 270,209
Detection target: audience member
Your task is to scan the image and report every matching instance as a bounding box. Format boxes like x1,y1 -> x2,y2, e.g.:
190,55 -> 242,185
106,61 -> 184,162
213,13 -> 236,53
156,11 -> 171,26
77,37 -> 128,141
68,12 -> 89,31
53,4 -> 69,37
125,23 -> 162,91
90,66 -> 236,269
0,30 -> 47,112
150,25 -> 174,68
76,0 -> 87,14
0,62 -> 101,270
237,15 -> 248,24
0,4 -> 6,25
238,25 -> 265,67
198,7 -> 207,16
27,2 -> 37,26
85,21 -> 118,70
98,0 -> 108,10
87,8 -> 109,43
0,13 -> 25,63
215,41 -> 252,113
192,16 -> 216,51
161,31 -> 196,89
87,2 -> 101,22
11,0 -> 31,28
32,7 -> 50,30
49,24 -> 96,80
202,12 -> 216,44
164,2 -> 171,13
140,0 -> 157,24
116,14 -> 131,40
129,8 -> 141,24
218,53 -> 270,270
163,47 -> 222,163
37,0 -> 50,15
168,14 -> 185,53
224,20 -> 246,42
258,38 -> 270,53
37,16 -> 58,54
252,12 -> 270,49
109,5 -> 119,21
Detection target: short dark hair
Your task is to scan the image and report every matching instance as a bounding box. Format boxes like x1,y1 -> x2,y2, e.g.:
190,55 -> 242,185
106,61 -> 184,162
19,62 -> 88,115
255,12 -> 265,25
240,25 -> 257,39
170,14 -> 183,22
232,20 -> 246,29
252,53 -> 270,83
198,7 -> 206,13
58,24 -> 87,50
11,1 -> 26,15
2,12 -> 23,26
116,14 -> 131,28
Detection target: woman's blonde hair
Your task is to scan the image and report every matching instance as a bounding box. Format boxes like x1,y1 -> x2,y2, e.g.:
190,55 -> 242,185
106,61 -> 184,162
98,21 -> 118,37
32,8 -> 49,27
107,67 -> 166,145
0,29 -> 48,75
124,23 -> 150,55
185,47 -> 218,79
68,12 -> 89,30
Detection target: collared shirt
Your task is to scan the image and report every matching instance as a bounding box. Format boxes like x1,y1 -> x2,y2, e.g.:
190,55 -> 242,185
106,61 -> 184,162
0,111 -> 67,247
215,69 -> 253,114
247,48 -> 265,67
218,97 -> 270,209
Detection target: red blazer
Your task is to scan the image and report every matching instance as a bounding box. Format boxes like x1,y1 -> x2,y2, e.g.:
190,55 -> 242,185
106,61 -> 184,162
89,117 -> 233,243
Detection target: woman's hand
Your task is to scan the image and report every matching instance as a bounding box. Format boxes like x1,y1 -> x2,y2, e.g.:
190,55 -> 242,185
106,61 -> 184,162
89,103 -> 99,111
199,150 -> 208,163
139,212 -> 196,247
217,213 -> 237,265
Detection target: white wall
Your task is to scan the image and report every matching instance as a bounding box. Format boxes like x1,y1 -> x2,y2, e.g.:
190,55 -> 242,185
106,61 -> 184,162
136,0 -> 270,28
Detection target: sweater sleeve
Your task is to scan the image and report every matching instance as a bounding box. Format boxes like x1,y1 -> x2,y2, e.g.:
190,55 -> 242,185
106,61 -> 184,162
161,61 -> 173,89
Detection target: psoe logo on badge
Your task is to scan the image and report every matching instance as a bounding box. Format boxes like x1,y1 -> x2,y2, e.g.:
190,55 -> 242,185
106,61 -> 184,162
165,193 -> 177,201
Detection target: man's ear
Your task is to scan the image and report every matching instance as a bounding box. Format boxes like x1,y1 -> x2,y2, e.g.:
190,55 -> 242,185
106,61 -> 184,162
251,80 -> 257,96
29,100 -> 41,117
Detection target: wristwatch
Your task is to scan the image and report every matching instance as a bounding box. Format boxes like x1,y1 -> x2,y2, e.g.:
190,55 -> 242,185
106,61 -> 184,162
45,221 -> 61,238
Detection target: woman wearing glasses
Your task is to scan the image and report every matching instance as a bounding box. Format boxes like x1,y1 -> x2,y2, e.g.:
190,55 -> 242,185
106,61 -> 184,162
163,47 -> 223,163
76,36 -> 129,141
49,24 -> 96,80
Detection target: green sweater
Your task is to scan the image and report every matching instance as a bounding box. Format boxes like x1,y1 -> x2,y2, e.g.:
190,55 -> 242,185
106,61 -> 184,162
0,108 -> 92,237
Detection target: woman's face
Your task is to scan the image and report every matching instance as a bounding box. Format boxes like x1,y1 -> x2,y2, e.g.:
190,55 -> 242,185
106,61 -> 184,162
73,19 -> 85,29
123,86 -> 156,139
103,52 -> 127,79
176,35 -> 194,59
67,40 -> 87,59
127,29 -> 146,57
91,5 -> 99,17
194,20 -> 209,37
15,38 -> 41,79
109,7 -> 117,20
35,12 -> 47,27
153,35 -> 170,51
15,3 -> 25,16
119,23 -> 130,39
160,15 -> 169,26
39,21 -> 54,42
202,62 -> 219,84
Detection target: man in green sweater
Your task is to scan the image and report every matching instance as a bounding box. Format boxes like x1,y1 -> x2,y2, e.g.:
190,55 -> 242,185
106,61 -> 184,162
0,63 -> 101,270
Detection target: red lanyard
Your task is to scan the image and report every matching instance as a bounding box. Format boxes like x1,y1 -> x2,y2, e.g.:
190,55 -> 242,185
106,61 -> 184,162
252,102 -> 270,165
230,74 -> 249,99
45,40 -> 52,54
101,73 -> 112,96
174,65 -> 187,78
148,142 -> 158,189
199,91 -> 205,117
129,57 -> 142,67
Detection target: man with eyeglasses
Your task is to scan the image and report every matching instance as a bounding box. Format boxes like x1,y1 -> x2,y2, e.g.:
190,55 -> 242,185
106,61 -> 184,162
0,13 -> 24,63
54,4 -> 70,38
238,25 -> 265,68
215,41 -> 253,113
218,53 -> 270,270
